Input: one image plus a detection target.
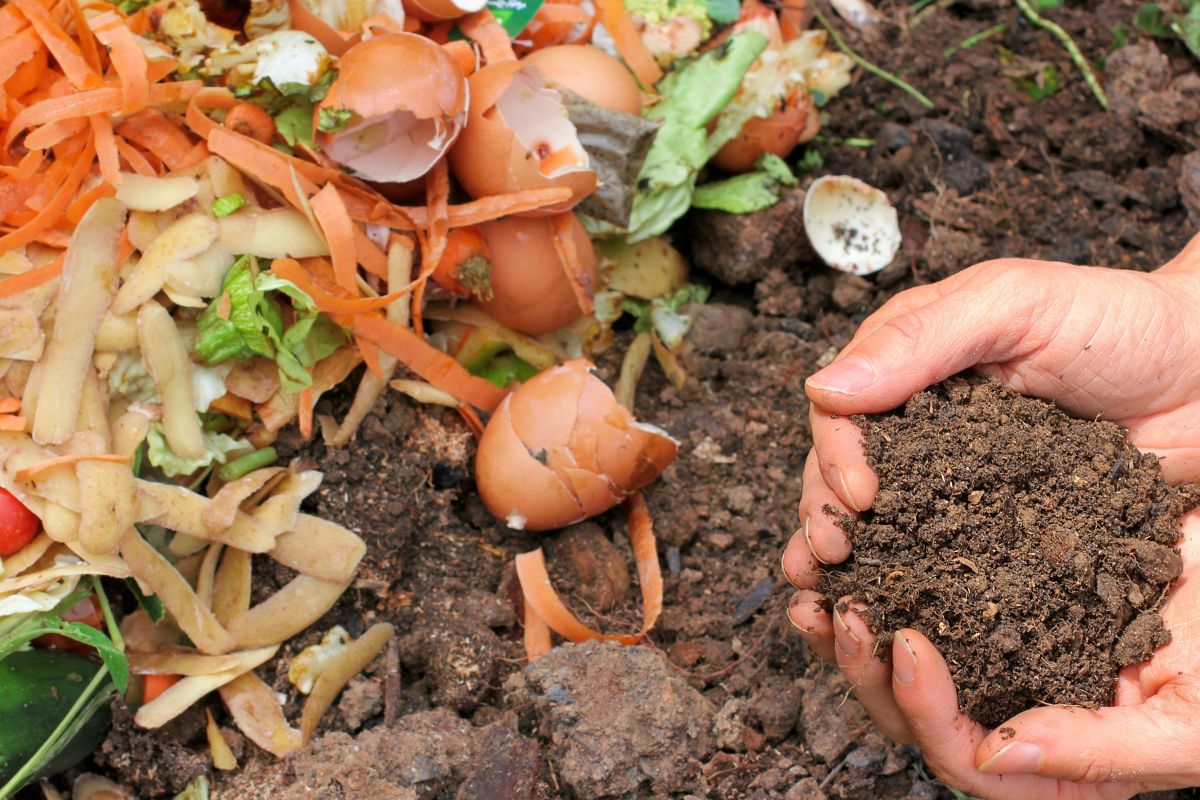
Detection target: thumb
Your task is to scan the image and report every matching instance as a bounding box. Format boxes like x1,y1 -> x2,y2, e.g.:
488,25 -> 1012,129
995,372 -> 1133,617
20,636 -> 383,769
804,262 -> 1056,415
976,697 -> 1200,786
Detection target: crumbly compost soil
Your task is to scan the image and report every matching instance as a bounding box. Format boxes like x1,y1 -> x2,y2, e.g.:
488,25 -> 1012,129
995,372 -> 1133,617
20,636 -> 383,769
83,2 -> 1200,799
823,376 -> 1196,728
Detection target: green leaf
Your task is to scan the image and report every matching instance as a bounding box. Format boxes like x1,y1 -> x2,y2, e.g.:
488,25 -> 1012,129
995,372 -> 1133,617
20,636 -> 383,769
195,256 -> 274,364
1035,0 -> 1062,9
173,776 -> 211,800
702,0 -> 740,23
1172,4 -> 1200,58
795,148 -> 824,174
1135,3 -> 1173,37
317,107 -> 353,133
53,621 -> 130,693
126,578 -> 165,623
146,423 -> 250,478
1011,64 -> 1060,100
275,104 -> 315,148
211,193 -> 246,219
691,153 -> 796,213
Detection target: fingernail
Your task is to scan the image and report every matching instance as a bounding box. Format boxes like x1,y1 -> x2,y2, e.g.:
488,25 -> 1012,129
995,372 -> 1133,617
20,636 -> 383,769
978,742 -> 1044,775
807,356 -> 876,396
802,516 -> 830,565
893,631 -> 917,685
781,530 -> 810,588
833,607 -> 860,657
786,593 -> 817,634
828,466 -> 863,512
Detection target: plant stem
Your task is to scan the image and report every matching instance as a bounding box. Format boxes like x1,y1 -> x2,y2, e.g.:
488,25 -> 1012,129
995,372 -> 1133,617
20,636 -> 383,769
0,667 -> 110,799
943,22 -> 1007,58
91,575 -> 123,652
813,7 -> 936,109
1013,0 -> 1108,109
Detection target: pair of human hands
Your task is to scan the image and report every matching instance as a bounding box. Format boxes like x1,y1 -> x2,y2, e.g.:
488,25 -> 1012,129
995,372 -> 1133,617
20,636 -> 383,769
783,239 -> 1200,798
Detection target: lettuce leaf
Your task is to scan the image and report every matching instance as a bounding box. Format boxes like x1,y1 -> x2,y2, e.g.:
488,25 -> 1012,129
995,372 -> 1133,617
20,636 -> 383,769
145,423 -> 250,478
626,32 -> 768,242
691,153 -> 798,213
195,256 -> 349,393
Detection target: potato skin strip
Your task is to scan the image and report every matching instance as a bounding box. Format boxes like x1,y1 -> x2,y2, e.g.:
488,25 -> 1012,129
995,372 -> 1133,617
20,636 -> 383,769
13,452 -> 127,483
219,671 -> 303,757
134,645 -> 278,729
130,648 -> 271,677
299,623 -> 393,742
207,709 -> 239,770
136,482 -> 277,553
515,492 -> 663,649
269,513 -> 365,584
77,459 -> 137,554
226,575 -> 350,649
212,546 -> 252,628
203,467 -> 287,533
120,531 -> 238,655
136,301 -> 207,459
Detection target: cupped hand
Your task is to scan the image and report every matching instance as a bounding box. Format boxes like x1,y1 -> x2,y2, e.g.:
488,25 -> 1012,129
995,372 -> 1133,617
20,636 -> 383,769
782,239 -> 1200,797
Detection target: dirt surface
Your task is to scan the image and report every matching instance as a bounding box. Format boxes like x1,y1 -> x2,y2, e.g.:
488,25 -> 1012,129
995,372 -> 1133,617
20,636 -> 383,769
823,377 -> 1195,728
85,1 -> 1200,799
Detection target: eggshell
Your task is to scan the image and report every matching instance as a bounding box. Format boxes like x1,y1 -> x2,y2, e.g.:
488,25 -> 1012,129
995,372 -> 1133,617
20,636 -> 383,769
521,45 -> 642,115
402,0 -> 486,21
475,360 -> 677,530
447,62 -> 596,214
477,213 -> 596,335
712,88 -> 818,174
317,33 -> 467,183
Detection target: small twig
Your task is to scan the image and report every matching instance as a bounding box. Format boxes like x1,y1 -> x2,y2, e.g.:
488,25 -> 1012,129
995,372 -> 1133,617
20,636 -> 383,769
383,634 -> 401,726
943,22 -> 1007,59
813,6 -> 935,109
1012,0 -> 1108,109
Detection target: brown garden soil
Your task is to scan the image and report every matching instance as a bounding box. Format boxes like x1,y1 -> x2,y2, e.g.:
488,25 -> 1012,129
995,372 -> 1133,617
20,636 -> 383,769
823,376 -> 1196,729
88,1 -> 1200,799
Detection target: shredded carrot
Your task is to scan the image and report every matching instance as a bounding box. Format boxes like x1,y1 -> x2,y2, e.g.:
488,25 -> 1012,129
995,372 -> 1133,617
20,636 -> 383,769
0,134 -> 93,252
525,3 -> 595,51
0,398 -> 22,414
0,416 -> 26,432
357,336 -> 383,379
310,184 -> 359,293
12,0 -> 99,90
593,0 -> 662,89
514,491 -> 661,649
89,113 -> 120,186
412,159 -> 451,336
14,452 -> 129,483
0,30 -> 41,89
116,109 -> 196,170
550,212 -> 594,315
66,180 -> 116,224
459,10 -> 517,63
23,116 -> 88,150
185,86 -> 236,141
523,601 -> 553,662
348,314 -> 506,412
4,41 -> 47,100
67,0 -> 103,73
441,40 -> 478,77
223,101 -> 276,145
8,80 -> 200,146
457,404 -> 485,440
115,135 -> 155,175
270,258 -> 407,314
89,11 -> 149,114
375,187 -> 575,229
432,226 -> 490,298
142,673 -> 181,704
207,127 -> 317,210
298,386 -> 314,440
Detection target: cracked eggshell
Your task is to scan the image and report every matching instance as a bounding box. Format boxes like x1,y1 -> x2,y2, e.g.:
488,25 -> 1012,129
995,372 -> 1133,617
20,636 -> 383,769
402,0 -> 486,21
475,360 -> 677,531
477,213 -> 596,335
520,45 -> 643,116
712,87 -> 818,174
802,175 -> 901,276
316,33 -> 467,184
448,62 -> 596,214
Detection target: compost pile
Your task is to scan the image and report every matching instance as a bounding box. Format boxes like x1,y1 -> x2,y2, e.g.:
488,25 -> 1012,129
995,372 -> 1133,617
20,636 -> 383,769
824,376 -> 1198,728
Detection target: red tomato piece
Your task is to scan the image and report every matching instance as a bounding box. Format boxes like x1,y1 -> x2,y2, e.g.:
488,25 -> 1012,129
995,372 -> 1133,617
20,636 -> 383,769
0,487 -> 39,557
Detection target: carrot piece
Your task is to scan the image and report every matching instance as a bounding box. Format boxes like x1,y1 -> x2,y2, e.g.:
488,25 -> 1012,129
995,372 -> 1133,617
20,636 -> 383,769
12,0 -> 99,90
223,101 -> 276,145
412,159 -> 451,336
593,0 -> 662,89
4,41 -> 47,100
523,600 -> 553,662
0,398 -> 22,414
142,673 -> 181,704
6,86 -> 120,146
376,187 -> 575,229
67,0 -> 103,73
457,404 -> 485,440
624,492 -> 662,633
115,135 -> 155,175
309,183 -> 358,293
0,416 -> 27,432
23,116 -> 87,150
207,127 -> 317,209
89,11 -> 149,114
270,259 -> 406,314
0,135 -> 93,252
185,86 -> 236,141
90,113 -> 121,186
550,212 -> 594,315
458,10 -> 517,63
432,226 -> 490,298
116,109 -> 196,170
525,3 -> 595,51
0,30 -> 41,89
348,314 -> 506,412
441,40 -> 477,76
66,180 -> 116,224
0,5 -> 30,41
353,227 -> 388,280
14,452 -> 129,483
357,336 -> 382,379
297,386 -> 314,440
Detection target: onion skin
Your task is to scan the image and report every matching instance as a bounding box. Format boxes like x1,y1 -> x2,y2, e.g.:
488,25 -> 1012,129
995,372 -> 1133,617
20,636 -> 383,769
521,46 -> 642,116
477,213 -> 596,335
712,89 -> 818,174
475,360 -> 677,531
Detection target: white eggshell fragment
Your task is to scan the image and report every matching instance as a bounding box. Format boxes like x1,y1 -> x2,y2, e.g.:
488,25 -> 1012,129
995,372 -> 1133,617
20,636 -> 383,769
802,175 -> 901,276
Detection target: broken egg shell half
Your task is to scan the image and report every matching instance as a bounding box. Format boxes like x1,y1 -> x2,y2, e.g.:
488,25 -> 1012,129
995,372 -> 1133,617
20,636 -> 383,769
802,175 -> 901,276
447,62 -> 596,215
402,0 -> 486,21
520,45 -> 643,116
316,33 -> 468,184
475,359 -> 678,531
477,212 -> 596,336
711,87 -> 818,175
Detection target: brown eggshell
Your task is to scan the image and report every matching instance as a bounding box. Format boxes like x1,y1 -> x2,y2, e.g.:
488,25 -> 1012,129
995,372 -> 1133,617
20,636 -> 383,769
712,89 -> 818,174
521,45 -> 642,115
447,62 -> 596,214
402,0 -> 485,21
477,213 -> 596,335
475,360 -> 678,530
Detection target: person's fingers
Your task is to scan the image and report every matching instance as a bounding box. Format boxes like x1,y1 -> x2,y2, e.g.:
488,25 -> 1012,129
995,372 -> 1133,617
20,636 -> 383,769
1120,403 -> 1200,485
795,449 -> 855,566
833,603 -> 914,743
810,405 -> 877,512
890,629 -> 1074,800
787,589 -> 835,663
781,520 -> 823,590
975,694 -> 1200,787
805,260 -> 1060,417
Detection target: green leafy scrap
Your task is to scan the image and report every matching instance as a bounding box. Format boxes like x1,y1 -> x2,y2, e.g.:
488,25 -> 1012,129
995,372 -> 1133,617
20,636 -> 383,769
691,153 -> 797,214
702,0 -> 740,24
233,70 -> 337,148
318,107 -> 354,133
211,193 -> 246,219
